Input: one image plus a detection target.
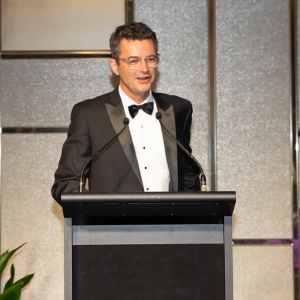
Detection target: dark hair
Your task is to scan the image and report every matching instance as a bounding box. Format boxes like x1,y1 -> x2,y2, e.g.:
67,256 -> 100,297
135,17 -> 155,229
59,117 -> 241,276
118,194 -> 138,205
110,22 -> 158,64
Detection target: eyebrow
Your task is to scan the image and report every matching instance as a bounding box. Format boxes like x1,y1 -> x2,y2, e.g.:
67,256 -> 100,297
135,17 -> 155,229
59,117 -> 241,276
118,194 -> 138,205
128,55 -> 157,59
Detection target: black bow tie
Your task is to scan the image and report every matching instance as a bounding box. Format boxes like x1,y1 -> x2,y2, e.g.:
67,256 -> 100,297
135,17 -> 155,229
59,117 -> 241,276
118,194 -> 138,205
128,102 -> 154,119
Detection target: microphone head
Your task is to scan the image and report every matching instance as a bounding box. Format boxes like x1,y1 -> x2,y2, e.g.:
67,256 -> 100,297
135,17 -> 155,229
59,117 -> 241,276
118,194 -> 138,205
123,117 -> 130,125
156,112 -> 162,120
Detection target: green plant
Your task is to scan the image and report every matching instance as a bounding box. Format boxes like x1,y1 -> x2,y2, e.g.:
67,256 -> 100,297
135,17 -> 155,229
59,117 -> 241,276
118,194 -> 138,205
0,244 -> 34,300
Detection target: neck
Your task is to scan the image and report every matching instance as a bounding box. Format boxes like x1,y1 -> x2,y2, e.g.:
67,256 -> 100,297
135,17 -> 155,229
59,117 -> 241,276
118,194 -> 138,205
132,93 -> 150,104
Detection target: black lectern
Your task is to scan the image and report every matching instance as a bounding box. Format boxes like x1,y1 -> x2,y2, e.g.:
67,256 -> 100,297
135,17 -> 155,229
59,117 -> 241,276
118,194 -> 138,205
61,192 -> 236,300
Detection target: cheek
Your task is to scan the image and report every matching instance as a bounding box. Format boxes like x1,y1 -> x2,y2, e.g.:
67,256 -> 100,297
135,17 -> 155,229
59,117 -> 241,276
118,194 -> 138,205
119,69 -> 138,85
150,69 -> 156,80
127,71 -> 138,83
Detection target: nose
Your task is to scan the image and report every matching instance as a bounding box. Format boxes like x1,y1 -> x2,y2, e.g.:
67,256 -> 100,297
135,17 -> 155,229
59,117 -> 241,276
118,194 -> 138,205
139,59 -> 149,73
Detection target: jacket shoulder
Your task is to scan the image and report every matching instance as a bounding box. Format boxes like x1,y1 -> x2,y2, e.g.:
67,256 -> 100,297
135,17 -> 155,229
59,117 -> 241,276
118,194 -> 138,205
73,91 -> 112,112
153,92 -> 192,108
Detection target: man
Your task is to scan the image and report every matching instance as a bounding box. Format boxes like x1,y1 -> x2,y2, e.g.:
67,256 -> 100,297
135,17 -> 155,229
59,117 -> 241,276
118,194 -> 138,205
52,22 -> 200,204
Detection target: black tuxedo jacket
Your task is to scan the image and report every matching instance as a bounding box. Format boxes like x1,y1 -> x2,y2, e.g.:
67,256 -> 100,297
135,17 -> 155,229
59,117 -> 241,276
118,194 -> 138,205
51,87 -> 200,203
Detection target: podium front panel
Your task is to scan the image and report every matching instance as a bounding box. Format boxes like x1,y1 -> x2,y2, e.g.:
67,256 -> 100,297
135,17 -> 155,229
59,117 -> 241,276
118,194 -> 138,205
73,244 -> 225,300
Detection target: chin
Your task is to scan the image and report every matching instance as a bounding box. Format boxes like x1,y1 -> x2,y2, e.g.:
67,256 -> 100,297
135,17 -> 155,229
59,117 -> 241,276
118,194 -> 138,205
138,83 -> 152,92
138,88 -> 151,95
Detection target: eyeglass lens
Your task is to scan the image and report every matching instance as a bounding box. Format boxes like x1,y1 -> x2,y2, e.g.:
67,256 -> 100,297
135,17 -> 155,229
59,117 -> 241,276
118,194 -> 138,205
128,56 -> 159,69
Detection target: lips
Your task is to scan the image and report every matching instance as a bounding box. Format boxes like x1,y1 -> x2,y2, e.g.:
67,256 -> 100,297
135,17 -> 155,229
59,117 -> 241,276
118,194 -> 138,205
137,76 -> 150,83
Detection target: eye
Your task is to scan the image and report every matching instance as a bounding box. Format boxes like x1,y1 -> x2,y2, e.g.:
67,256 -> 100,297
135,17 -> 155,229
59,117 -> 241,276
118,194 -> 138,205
147,56 -> 157,62
128,58 -> 139,64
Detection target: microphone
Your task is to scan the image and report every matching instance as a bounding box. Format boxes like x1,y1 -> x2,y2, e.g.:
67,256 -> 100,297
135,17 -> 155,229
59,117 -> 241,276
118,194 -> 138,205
79,117 -> 130,192
156,112 -> 207,191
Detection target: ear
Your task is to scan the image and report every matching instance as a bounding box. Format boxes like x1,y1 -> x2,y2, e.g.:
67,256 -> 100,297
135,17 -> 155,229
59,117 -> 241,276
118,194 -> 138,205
109,59 -> 120,76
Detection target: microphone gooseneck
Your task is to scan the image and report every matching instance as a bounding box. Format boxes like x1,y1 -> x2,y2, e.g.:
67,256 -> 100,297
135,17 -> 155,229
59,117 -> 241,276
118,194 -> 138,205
79,117 -> 130,192
156,112 -> 207,191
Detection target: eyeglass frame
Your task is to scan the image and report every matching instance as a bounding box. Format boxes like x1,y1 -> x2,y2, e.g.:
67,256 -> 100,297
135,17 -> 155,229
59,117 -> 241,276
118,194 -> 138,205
118,54 -> 160,70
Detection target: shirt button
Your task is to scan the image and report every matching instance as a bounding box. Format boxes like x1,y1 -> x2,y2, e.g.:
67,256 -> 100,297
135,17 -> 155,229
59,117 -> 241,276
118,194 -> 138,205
147,188 -> 149,190
145,167 -> 147,169
143,147 -> 145,149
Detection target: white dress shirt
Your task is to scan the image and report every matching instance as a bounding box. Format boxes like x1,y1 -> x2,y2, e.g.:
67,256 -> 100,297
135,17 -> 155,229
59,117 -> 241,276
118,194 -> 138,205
118,85 -> 170,192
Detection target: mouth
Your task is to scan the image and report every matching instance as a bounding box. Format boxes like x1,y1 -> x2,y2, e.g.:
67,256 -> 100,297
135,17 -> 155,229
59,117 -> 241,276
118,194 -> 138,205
137,76 -> 151,83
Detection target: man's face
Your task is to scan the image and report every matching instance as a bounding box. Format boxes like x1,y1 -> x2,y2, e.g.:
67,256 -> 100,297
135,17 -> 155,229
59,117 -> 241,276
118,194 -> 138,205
110,39 -> 157,104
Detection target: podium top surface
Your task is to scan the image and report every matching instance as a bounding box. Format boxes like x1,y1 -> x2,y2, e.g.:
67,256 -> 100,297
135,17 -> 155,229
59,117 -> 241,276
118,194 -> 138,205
61,191 -> 236,204
61,192 -> 236,225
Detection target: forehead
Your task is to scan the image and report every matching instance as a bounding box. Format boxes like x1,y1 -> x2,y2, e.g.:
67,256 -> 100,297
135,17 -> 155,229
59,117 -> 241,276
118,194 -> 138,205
119,39 -> 156,57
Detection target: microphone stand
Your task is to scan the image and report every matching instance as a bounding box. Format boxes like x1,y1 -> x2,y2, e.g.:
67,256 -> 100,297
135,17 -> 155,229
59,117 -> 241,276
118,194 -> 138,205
156,112 -> 207,191
79,118 -> 130,192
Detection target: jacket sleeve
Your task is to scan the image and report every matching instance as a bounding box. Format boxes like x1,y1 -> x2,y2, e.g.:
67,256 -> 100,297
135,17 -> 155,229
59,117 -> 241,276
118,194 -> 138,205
178,102 -> 200,191
51,104 -> 92,204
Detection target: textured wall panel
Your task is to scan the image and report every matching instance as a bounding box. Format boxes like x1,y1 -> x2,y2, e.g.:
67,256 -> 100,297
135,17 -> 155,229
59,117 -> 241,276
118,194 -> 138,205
1,134 -> 66,299
1,59 -> 118,126
233,245 -> 294,300
1,0 -> 209,185
135,0 -> 209,187
216,0 -> 292,238
2,0 -> 124,51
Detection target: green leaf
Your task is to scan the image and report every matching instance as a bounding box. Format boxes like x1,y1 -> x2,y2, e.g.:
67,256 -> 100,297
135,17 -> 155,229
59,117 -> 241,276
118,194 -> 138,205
14,273 -> 34,289
3,264 -> 15,292
0,282 -> 22,300
0,244 -> 26,276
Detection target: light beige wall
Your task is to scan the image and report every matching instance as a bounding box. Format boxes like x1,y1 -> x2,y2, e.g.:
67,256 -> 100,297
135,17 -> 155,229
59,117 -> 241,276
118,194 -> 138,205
233,246 -> 294,300
2,0 -> 125,51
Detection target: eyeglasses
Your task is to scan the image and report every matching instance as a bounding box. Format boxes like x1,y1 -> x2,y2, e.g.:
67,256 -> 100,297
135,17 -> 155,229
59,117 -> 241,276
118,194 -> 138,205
119,55 -> 160,70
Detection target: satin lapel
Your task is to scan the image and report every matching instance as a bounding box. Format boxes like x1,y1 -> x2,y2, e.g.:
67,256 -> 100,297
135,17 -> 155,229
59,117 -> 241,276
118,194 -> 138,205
105,90 -> 143,187
154,94 -> 178,192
